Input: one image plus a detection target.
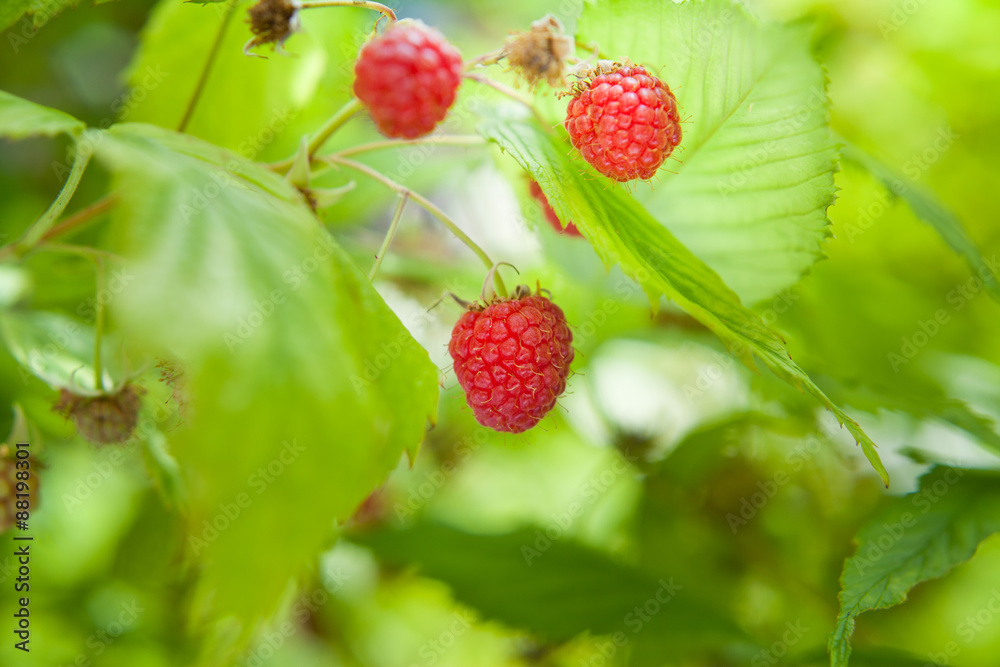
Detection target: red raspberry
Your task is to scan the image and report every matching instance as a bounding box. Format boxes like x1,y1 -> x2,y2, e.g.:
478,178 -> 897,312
529,180 -> 582,237
353,20 -> 464,139
564,64 -> 682,182
449,287 -> 574,433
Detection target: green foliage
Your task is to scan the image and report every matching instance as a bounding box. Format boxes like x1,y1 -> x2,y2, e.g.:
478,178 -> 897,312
578,0 -> 837,306
93,122 -> 438,633
355,521 -> 746,652
479,112 -> 888,486
2,0 -> 1000,665
830,467 -> 1000,667
842,143 -> 1000,303
0,89 -> 84,139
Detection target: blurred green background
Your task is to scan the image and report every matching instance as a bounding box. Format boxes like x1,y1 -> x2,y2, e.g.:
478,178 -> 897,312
2,0 -> 1000,666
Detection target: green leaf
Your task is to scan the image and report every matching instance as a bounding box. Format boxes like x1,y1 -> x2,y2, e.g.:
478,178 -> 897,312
1,0 -> 77,33
0,90 -> 84,140
829,467 -> 1000,667
0,264 -> 30,308
841,143 -> 1000,304
479,111 -> 888,486
0,309 -> 117,391
124,0 -> 365,158
577,0 -> 837,305
93,123 -> 438,637
354,521 -> 744,651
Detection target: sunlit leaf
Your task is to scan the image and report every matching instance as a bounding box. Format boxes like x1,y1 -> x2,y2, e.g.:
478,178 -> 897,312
479,111 -> 888,486
0,90 -> 84,140
577,0 -> 837,305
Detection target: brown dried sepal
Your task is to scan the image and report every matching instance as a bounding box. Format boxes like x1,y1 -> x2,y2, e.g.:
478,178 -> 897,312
503,14 -> 574,90
55,384 -> 145,445
247,0 -> 299,51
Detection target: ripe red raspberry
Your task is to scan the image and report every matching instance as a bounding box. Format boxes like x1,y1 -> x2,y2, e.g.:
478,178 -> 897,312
564,64 -> 682,182
529,180 -> 582,237
449,287 -> 574,433
353,20 -> 463,139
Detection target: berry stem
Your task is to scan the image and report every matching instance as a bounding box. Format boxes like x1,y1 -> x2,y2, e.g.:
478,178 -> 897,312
11,143 -> 93,258
464,48 -> 505,71
328,155 -> 507,298
178,0 -> 237,133
308,98 -> 365,158
93,258 -> 107,391
368,192 -> 408,281
463,73 -> 546,126
333,134 -> 485,158
298,0 -> 396,24
0,195 -> 119,261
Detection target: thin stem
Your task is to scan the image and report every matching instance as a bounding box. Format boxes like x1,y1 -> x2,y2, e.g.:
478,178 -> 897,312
34,243 -> 124,261
14,145 -> 93,257
298,0 -> 396,23
463,73 -> 546,126
332,135 -> 486,158
178,1 -> 237,133
464,47 -> 505,71
93,258 -> 106,391
43,194 -> 118,243
307,98 -> 364,158
329,156 -> 507,297
368,193 -> 408,281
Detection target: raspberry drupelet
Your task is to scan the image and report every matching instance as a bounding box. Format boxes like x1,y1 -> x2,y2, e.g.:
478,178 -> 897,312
449,286 -> 574,433
564,64 -> 682,182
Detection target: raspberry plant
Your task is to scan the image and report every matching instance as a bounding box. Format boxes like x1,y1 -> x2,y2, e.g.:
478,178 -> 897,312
1,1 -> 1000,666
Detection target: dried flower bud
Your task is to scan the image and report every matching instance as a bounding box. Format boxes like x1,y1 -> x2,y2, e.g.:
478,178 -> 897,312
246,0 -> 300,53
55,384 -> 145,445
504,14 -> 574,89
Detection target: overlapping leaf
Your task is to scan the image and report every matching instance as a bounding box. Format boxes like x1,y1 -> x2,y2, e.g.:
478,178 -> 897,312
577,0 -> 837,305
93,122 -> 438,636
480,112 -> 887,485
